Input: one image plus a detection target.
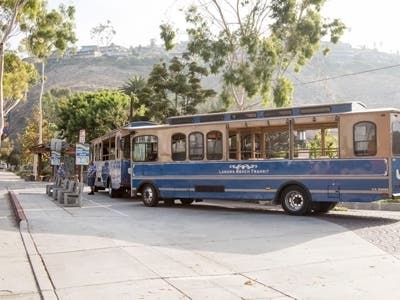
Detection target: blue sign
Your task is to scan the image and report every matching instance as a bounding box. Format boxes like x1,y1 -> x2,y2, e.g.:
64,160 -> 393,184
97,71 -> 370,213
76,143 -> 90,165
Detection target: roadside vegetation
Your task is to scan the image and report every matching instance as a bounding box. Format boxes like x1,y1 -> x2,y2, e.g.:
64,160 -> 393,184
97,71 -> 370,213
0,0 -> 344,176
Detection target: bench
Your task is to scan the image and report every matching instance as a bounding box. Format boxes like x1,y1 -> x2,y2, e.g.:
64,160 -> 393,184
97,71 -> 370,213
52,179 -> 69,201
45,177 -> 62,196
57,180 -> 78,204
64,183 -> 84,207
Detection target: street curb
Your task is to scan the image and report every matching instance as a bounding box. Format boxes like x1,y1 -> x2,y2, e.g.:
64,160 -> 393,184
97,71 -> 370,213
8,191 -> 58,300
8,190 -> 26,224
257,200 -> 400,212
338,202 -> 400,212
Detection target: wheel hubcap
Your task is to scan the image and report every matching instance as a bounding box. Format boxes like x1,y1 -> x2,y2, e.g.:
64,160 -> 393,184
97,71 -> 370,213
285,191 -> 304,211
143,187 -> 153,203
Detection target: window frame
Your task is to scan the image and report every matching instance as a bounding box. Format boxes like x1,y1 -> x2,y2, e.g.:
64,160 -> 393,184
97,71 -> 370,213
206,130 -> 223,160
189,131 -> 204,160
393,119 -> 400,155
353,121 -> 377,156
171,133 -> 187,161
132,135 -> 158,162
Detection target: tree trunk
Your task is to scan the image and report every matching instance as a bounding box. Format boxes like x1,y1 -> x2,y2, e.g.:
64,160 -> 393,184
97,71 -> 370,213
34,60 -> 45,180
38,60 -> 45,144
0,42 -> 4,148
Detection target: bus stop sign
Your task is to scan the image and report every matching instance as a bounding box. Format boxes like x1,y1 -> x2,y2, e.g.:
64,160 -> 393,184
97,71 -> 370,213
76,143 -> 89,165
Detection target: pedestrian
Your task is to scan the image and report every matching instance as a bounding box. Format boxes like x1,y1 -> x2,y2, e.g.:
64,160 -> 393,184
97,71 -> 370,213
87,161 -> 96,195
57,163 -> 66,179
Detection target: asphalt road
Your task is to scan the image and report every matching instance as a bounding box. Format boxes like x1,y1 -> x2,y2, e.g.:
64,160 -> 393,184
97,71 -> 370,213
1,171 -> 400,299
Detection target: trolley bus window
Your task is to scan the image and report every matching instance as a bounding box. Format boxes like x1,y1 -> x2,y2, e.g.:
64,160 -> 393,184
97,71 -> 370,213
121,135 -> 131,159
293,128 -> 338,159
102,137 -> 116,160
207,131 -> 223,160
94,143 -> 101,161
354,121 -> 377,156
133,135 -> 158,162
393,120 -> 400,155
229,134 -> 238,159
172,133 -> 186,161
241,134 -> 261,160
189,132 -> 204,160
265,130 -> 289,159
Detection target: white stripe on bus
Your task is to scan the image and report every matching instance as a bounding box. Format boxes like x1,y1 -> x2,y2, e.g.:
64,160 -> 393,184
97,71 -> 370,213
157,187 -> 385,195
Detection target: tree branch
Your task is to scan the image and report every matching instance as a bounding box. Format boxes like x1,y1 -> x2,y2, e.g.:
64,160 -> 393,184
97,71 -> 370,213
1,0 -> 27,44
4,97 -> 21,116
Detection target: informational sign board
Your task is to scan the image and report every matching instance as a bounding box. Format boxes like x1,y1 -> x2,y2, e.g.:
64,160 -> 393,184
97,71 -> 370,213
75,143 -> 90,165
50,151 -> 61,166
79,129 -> 86,144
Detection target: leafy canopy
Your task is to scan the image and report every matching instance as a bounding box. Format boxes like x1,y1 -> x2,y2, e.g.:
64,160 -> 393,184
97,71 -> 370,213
3,52 -> 37,102
121,58 -> 216,123
161,0 -> 345,110
23,4 -> 76,60
56,90 -> 130,143
0,0 -> 44,147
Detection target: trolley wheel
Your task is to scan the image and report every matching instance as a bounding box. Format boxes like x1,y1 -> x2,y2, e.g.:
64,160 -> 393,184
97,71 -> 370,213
280,185 -> 312,216
180,199 -> 194,205
141,184 -> 159,207
312,202 -> 337,214
108,179 -> 119,198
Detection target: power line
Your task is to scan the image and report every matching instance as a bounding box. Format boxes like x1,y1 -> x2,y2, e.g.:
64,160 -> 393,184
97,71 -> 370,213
294,63 -> 400,86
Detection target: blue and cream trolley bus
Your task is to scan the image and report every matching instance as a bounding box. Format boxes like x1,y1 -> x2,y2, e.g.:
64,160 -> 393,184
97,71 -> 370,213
91,127 -> 132,197
127,102 -> 400,215
90,122 -> 155,197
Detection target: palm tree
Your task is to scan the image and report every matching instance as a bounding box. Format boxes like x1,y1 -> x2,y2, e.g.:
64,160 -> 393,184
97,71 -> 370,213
120,75 -> 146,121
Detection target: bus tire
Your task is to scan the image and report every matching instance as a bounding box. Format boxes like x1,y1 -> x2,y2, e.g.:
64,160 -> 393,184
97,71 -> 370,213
312,202 -> 337,214
141,184 -> 159,207
109,187 -> 119,198
280,185 -> 312,216
108,179 -> 119,198
180,199 -> 194,205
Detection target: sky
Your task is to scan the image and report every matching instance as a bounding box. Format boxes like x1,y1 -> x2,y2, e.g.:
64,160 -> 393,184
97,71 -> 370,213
46,0 -> 400,53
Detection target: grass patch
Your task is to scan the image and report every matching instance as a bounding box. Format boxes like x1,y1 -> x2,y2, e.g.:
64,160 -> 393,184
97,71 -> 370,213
380,198 -> 400,204
332,205 -> 348,211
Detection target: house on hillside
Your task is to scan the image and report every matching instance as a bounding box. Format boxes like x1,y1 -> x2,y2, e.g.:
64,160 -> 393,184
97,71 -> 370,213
76,45 -> 102,58
99,44 -> 129,57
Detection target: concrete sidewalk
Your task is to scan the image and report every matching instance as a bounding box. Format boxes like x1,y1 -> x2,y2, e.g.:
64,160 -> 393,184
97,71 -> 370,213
0,174 -> 44,299
2,171 -> 400,299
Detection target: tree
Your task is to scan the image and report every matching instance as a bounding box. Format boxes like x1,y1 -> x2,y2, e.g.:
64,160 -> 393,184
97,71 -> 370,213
90,20 -> 116,47
23,4 -> 76,145
19,106 -> 54,166
0,0 -> 43,147
42,88 -> 71,124
161,0 -> 345,110
56,90 -> 130,143
131,57 -> 216,123
2,52 -> 37,140
120,75 -> 146,121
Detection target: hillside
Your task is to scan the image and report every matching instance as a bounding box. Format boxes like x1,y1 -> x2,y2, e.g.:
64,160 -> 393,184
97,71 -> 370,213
11,42 -> 400,139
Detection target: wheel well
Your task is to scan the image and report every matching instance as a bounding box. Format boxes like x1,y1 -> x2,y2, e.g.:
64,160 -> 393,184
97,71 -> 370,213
138,181 -> 160,198
273,181 -> 311,205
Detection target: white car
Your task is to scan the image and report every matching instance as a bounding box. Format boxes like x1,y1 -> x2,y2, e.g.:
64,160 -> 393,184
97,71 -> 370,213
0,162 -> 7,170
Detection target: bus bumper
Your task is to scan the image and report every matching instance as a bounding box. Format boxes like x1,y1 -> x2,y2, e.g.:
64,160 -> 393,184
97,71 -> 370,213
392,193 -> 400,199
